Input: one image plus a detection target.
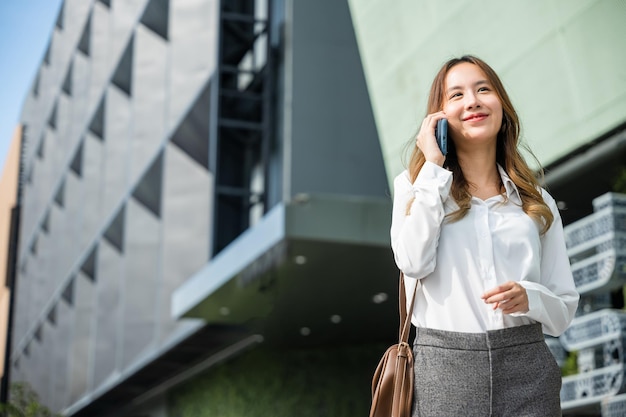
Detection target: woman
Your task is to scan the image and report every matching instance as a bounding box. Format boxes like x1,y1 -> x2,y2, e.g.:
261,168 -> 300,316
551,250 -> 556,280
390,55 -> 579,416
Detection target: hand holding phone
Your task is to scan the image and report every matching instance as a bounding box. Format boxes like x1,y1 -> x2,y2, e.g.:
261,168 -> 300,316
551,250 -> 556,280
435,119 -> 448,156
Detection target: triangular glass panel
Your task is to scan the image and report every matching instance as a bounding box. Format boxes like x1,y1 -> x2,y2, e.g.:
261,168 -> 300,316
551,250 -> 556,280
33,70 -> 40,97
170,79 -> 210,169
34,325 -> 42,342
54,179 -> 65,208
48,101 -> 58,130
97,0 -> 111,7
81,246 -> 97,282
62,61 -> 73,95
104,205 -> 125,252
70,141 -> 84,177
36,136 -> 44,159
140,0 -> 170,40
42,210 -> 50,234
62,278 -> 74,306
89,96 -> 105,140
55,2 -> 64,30
112,36 -> 134,96
77,13 -> 92,56
29,236 -> 38,255
132,152 -> 163,217
43,41 -> 51,66
47,305 -> 57,325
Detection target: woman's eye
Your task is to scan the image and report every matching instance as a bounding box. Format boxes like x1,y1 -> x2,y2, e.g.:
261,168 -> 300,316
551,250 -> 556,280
478,86 -> 490,92
449,92 -> 462,99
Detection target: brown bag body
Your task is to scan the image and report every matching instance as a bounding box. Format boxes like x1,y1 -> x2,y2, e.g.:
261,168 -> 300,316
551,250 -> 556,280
369,275 -> 416,417
369,342 -> 414,417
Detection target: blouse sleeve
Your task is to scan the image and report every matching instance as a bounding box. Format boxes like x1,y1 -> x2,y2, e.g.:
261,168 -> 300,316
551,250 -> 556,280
515,190 -> 579,336
390,162 -> 452,279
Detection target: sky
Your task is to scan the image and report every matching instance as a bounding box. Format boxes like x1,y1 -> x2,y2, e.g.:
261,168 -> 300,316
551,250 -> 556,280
0,0 -> 63,174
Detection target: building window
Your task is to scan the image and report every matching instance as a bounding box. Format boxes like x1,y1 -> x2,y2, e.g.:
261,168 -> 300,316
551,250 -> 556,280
104,205 -> 126,253
140,0 -> 170,40
70,141 -> 84,177
88,96 -> 106,140
62,61 -> 73,96
132,152 -> 163,218
77,12 -> 92,56
112,36 -> 134,96
62,278 -> 74,306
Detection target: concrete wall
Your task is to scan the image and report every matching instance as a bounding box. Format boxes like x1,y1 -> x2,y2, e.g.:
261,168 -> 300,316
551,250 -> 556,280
285,0 -> 388,199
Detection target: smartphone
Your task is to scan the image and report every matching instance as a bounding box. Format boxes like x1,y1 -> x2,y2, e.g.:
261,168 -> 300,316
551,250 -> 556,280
435,119 -> 448,156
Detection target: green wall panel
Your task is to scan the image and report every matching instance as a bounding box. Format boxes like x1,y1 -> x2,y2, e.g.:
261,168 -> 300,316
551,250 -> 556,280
347,0 -> 626,182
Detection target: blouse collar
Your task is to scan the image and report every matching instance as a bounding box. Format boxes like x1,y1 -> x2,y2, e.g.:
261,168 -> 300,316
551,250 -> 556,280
497,164 -> 523,204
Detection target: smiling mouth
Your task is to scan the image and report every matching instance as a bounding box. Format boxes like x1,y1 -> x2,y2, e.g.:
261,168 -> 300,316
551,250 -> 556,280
463,114 -> 488,121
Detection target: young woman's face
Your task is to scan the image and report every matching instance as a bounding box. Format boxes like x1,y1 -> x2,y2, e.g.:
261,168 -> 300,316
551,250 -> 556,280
442,62 -> 503,148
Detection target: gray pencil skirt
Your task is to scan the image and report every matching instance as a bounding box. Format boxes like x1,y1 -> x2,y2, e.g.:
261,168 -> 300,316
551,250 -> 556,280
412,323 -> 562,417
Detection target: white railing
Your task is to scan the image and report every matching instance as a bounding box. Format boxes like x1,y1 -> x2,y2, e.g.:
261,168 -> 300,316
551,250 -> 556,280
601,392 -> 626,417
561,364 -> 626,411
565,192 -> 626,250
564,193 -> 626,296
556,193 -> 626,415
560,309 -> 626,351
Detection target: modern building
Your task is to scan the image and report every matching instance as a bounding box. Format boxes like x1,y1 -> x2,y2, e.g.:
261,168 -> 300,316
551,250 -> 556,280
7,0 -> 392,415
4,0 -> 626,416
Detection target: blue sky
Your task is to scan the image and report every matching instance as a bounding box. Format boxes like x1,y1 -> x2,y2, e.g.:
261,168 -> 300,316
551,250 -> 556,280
0,0 -> 63,173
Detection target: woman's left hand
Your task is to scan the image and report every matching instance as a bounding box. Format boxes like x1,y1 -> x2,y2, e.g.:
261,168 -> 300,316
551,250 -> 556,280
481,282 -> 529,314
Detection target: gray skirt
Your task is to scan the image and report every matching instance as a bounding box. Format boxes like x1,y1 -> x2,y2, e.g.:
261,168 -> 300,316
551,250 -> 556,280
412,323 -> 562,417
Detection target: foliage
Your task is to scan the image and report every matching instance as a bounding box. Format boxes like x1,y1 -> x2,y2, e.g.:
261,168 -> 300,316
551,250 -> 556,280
612,165 -> 626,194
0,382 -> 62,417
561,350 -> 578,377
169,343 -> 385,417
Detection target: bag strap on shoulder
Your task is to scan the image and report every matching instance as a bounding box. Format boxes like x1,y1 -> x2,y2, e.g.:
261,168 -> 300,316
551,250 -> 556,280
398,273 -> 417,344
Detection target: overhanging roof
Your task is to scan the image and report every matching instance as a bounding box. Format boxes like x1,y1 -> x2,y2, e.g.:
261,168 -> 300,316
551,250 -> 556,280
172,194 -> 400,346
543,125 -> 626,226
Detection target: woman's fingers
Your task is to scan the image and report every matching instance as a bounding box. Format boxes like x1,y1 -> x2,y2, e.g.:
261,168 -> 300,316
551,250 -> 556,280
482,281 -> 529,314
415,111 -> 446,165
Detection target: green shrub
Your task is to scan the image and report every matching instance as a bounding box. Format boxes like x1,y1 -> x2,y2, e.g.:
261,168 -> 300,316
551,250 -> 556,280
561,351 -> 578,377
169,343 -> 385,417
0,382 -> 62,417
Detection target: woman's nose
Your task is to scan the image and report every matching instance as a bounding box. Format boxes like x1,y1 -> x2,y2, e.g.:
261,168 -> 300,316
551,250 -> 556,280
464,92 -> 480,109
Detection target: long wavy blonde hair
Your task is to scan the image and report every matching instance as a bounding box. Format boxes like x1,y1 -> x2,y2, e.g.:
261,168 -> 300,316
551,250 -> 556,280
407,55 -> 553,234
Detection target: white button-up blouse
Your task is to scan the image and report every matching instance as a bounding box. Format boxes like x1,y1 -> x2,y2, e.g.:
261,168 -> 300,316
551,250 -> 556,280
390,161 -> 579,337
